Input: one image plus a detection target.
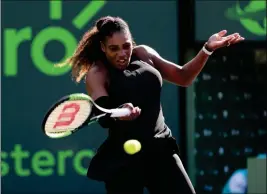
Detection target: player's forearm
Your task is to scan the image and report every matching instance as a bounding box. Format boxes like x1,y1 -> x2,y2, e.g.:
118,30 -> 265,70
180,49 -> 210,86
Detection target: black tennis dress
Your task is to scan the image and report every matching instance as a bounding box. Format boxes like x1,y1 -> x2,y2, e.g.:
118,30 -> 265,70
86,55 -> 193,194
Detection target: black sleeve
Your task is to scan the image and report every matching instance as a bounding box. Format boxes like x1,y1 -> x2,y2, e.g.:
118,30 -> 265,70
93,96 -> 116,128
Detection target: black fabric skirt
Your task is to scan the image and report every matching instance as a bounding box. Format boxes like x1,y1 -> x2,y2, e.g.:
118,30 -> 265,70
87,136 -> 180,182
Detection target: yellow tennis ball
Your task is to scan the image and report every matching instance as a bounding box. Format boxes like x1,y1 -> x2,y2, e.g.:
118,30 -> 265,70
123,139 -> 141,155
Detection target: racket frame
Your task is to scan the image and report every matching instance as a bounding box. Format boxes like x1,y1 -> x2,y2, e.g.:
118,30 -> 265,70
42,94 -> 102,138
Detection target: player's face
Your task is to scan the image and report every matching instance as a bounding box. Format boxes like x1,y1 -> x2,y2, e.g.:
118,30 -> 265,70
101,30 -> 133,70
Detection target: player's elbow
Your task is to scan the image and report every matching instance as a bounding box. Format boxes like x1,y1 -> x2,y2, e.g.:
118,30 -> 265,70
175,77 -> 194,87
175,68 -> 194,87
168,77 -> 193,87
179,80 -> 193,87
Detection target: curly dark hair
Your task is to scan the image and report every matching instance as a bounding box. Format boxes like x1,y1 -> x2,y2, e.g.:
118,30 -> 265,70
56,16 -> 135,83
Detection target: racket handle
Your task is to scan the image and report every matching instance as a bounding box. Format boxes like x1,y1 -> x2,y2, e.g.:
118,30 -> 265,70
110,108 -> 131,117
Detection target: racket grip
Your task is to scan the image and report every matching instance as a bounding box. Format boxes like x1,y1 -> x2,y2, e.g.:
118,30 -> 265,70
110,108 -> 131,117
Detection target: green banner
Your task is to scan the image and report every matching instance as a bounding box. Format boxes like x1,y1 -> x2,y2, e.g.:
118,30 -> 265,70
1,1 -> 179,193
195,0 -> 266,41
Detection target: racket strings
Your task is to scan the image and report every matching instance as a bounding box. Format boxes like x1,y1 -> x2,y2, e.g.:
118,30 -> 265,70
45,100 -> 92,133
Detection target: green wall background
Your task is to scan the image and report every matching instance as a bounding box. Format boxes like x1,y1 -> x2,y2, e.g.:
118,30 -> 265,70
195,0 -> 266,41
1,1 -> 179,193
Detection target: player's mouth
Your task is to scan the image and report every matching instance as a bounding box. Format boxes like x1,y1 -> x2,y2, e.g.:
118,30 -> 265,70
117,59 -> 128,68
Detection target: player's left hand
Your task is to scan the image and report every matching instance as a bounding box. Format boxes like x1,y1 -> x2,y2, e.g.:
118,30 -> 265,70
206,30 -> 245,51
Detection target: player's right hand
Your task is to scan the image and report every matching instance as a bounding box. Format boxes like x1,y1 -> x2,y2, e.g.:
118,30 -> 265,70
118,103 -> 141,121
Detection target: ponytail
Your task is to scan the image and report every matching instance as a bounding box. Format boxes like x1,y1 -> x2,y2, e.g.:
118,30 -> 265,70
55,16 -> 133,83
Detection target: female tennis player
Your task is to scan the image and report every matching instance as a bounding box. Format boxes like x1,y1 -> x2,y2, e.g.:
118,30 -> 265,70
58,16 -> 244,194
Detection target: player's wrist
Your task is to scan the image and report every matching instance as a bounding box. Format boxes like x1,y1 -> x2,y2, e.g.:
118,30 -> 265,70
202,42 -> 214,56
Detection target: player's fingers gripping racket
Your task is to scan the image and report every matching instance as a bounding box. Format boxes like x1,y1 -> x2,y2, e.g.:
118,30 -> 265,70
42,93 -> 130,139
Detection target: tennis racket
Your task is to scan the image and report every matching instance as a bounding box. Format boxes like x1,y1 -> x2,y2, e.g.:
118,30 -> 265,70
42,93 -> 130,139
